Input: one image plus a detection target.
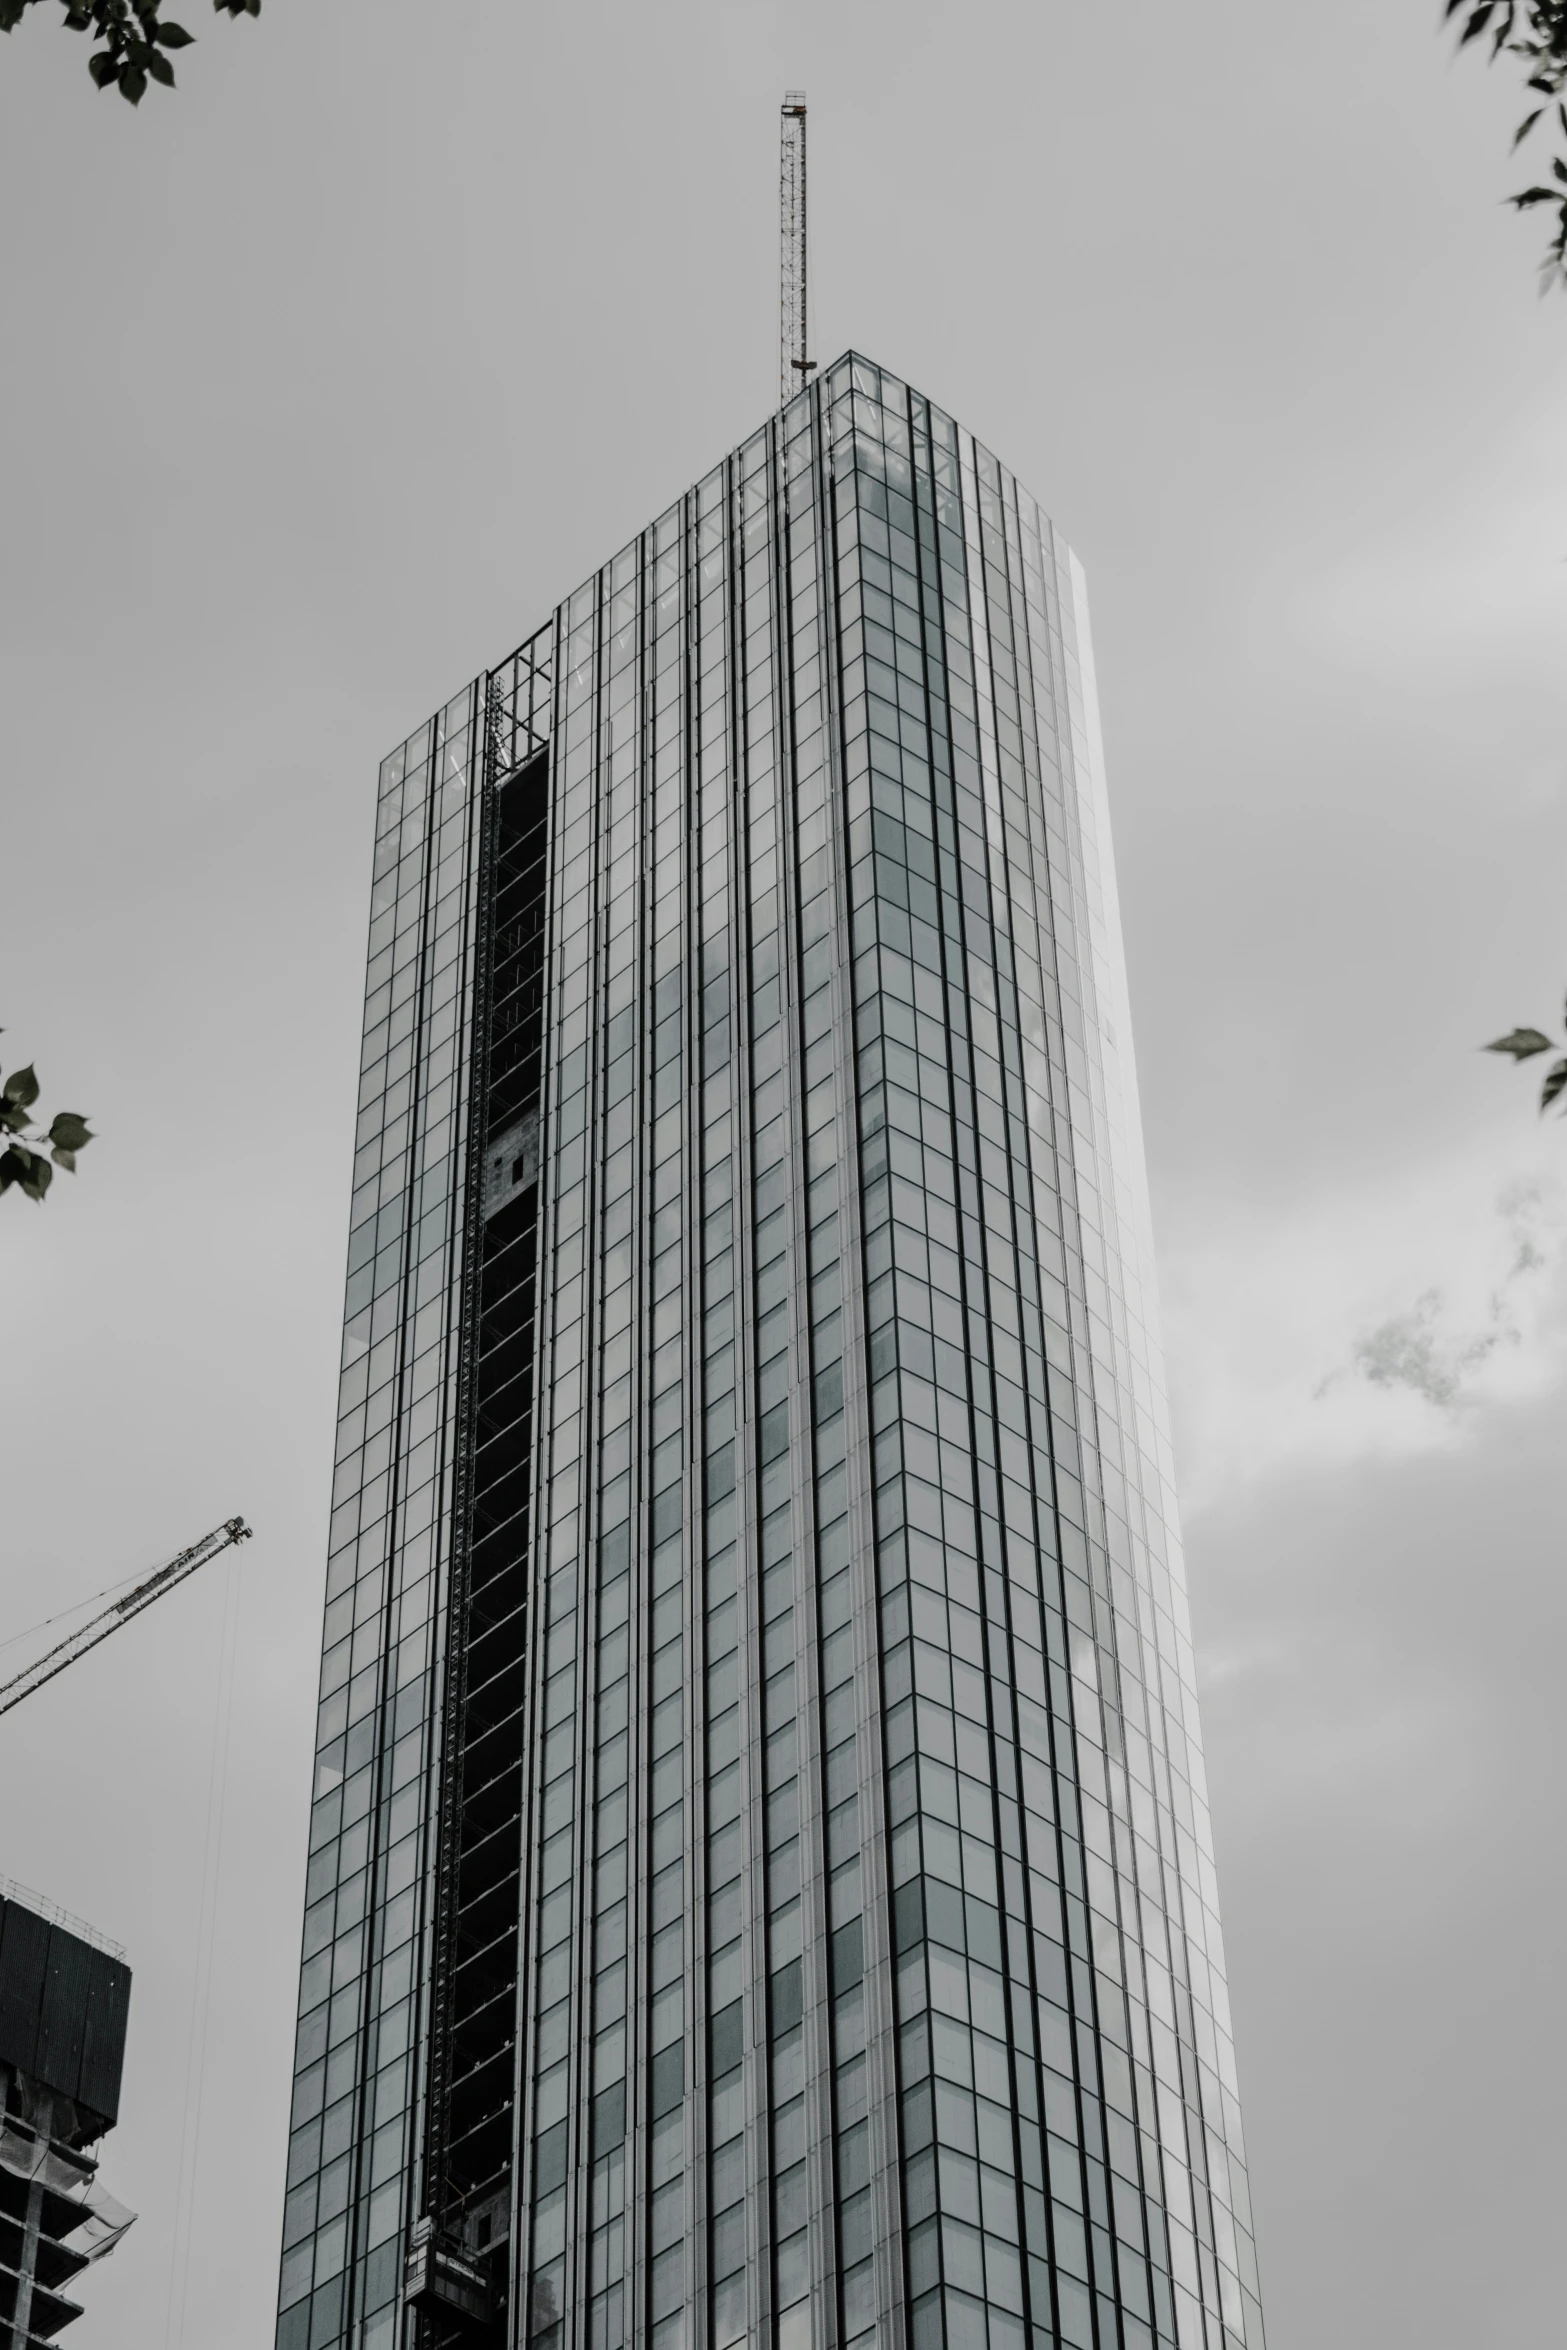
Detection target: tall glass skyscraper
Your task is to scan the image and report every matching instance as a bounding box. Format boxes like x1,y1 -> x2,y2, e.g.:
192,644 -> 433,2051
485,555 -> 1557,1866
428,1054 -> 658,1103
275,354 -> 1266,2350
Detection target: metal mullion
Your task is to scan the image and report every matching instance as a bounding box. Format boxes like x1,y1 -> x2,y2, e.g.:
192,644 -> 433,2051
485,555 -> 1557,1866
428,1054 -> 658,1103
641,480 -> 699,2350
439,683 -> 501,2187
957,432 -> 1040,2221
757,418 -> 834,2350
976,459 -> 1096,2350
403,699 -> 479,2309
511,613 -> 572,2326
748,407 -> 806,2350
832,381 -> 931,2350
963,427 -> 1086,2350
962,432 -> 1117,2348
628,501 -> 696,2350
898,406 -> 1042,2342
825,388 -> 908,2350
685,447 -> 747,2350
615,524 -> 656,2350
778,395 -> 851,2350
359,705 -> 471,2348
416,683 -> 490,2261
346,713 -> 443,2350
1010,546 -> 1182,2303
665,477 -> 711,2350
595,532 -> 653,2331
723,438 -> 767,2350
832,384 -> 921,2350
1005,496 -> 1172,2343
562,566 -> 617,2346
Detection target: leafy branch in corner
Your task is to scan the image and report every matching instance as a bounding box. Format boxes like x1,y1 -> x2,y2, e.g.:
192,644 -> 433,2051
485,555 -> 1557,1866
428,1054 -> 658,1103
0,1042 -> 93,1204
1484,995 -> 1567,1111
0,0 -> 259,107
1446,2 -> 1567,287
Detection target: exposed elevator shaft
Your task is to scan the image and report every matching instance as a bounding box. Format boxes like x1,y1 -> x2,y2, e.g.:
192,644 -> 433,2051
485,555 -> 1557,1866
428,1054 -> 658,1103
411,751 -> 549,2345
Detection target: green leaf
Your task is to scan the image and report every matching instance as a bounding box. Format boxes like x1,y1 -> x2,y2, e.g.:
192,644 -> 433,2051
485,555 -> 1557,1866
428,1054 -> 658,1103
1513,106 -> 1546,147
0,1102 -> 29,1135
147,48 -> 174,83
50,1146 -> 77,1174
89,50 -> 120,87
47,1112 -> 92,1152
119,61 -> 147,102
1542,1058 -> 1567,1113
1,1142 -> 50,1201
1460,3 -> 1497,46
1483,1026 -> 1555,1060
156,20 -> 195,44
3,1064 -> 40,1108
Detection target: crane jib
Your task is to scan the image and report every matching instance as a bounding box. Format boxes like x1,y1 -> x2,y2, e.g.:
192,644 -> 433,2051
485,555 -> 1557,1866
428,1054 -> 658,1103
0,1518 -> 254,1720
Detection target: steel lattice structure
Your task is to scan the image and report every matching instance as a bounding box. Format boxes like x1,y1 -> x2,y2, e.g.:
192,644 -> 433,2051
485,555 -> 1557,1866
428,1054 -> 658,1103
779,91 -> 810,407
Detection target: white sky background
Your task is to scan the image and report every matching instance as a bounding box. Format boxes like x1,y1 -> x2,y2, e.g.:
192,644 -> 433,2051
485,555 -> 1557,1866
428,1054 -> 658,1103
2,2 -> 1564,2344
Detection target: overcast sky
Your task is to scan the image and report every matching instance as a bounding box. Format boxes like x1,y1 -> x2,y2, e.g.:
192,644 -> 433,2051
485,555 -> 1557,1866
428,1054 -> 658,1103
2,4 -> 1564,2346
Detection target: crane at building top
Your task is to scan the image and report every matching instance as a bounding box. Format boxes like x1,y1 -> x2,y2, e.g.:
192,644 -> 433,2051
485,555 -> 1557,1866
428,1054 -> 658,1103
0,1517 -> 252,1719
780,90 -> 814,407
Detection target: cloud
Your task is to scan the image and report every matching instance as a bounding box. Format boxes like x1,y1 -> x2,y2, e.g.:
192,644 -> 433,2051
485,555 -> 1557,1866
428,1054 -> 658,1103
1322,1181 -> 1552,1411
1346,1289 -> 1480,1409
1161,1150 -> 1567,1516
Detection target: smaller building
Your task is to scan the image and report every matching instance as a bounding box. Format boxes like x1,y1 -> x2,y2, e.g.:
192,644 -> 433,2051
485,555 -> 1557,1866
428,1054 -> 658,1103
0,1882 -> 134,2347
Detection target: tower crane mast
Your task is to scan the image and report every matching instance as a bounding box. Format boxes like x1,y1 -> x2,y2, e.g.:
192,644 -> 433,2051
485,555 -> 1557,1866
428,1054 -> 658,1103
780,90 -> 813,406
0,1518 -> 252,1719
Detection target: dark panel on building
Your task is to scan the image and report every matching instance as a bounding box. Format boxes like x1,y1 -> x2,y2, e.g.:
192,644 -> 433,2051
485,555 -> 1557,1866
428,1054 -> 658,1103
0,1890 -> 135,2343
0,1899 -> 131,2132
77,1955 -> 133,2129
36,1931 -> 92,2114
0,1901 -> 50,2082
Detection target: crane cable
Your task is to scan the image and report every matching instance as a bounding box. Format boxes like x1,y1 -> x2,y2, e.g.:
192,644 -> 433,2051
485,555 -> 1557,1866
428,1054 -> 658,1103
0,1566 -> 152,1657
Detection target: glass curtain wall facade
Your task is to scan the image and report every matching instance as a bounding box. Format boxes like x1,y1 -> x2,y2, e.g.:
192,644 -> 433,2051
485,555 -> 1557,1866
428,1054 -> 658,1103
275,353 -> 1266,2350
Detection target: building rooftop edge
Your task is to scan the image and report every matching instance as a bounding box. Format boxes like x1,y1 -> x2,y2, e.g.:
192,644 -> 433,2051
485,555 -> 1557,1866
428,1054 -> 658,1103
0,1878 -> 128,1967
383,349 -> 1071,773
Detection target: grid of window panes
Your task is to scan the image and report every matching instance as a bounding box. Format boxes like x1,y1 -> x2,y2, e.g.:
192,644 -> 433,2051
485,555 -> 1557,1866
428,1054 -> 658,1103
275,350 -> 1265,2350
506,408 -> 883,2350
500,358 -> 1265,2350
827,356 -> 1265,2350
276,688 -> 494,2350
